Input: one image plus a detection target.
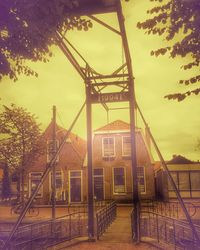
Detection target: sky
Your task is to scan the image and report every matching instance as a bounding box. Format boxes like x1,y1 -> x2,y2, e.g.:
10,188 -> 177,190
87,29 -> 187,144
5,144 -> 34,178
0,0 -> 199,161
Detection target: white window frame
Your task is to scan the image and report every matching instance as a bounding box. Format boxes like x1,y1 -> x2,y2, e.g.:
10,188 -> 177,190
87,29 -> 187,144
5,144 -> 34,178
102,137 -> 115,157
29,172 -> 43,198
137,166 -> 146,194
69,170 -> 82,203
49,170 -> 64,198
93,168 -> 105,200
112,167 -> 126,195
47,140 -> 59,163
122,136 -> 131,157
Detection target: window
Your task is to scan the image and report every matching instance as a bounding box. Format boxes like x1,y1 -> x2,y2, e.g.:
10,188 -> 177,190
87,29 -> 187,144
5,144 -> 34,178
190,172 -> 200,190
178,172 -> 190,191
113,168 -> 126,194
69,171 -> 82,202
49,171 -> 63,200
168,172 -> 178,191
47,140 -> 59,163
137,166 -> 146,193
122,136 -> 131,156
93,169 -> 104,201
29,172 -> 43,198
102,137 -> 115,157
50,171 -> 63,189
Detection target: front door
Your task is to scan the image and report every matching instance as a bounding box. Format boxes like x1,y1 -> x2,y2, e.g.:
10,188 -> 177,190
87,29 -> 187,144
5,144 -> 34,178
69,171 -> 82,203
94,169 -> 104,201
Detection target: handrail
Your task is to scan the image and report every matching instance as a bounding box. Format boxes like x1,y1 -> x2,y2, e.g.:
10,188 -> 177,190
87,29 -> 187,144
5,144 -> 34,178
140,210 -> 200,250
141,200 -> 197,219
96,201 -> 117,240
140,210 -> 200,230
5,211 -> 88,250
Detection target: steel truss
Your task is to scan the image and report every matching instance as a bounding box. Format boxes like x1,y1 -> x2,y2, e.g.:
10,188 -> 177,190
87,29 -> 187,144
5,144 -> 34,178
56,0 -> 139,241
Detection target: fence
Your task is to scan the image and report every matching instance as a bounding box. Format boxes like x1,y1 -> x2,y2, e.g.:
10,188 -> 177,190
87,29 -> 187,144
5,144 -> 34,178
141,201 -> 197,219
96,201 -> 117,239
6,212 -> 87,250
140,211 -> 200,249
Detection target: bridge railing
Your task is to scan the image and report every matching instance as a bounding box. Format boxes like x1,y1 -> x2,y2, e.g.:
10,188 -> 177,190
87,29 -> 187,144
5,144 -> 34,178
140,210 -> 200,250
96,201 -> 117,240
140,200 -> 197,219
7,211 -> 87,250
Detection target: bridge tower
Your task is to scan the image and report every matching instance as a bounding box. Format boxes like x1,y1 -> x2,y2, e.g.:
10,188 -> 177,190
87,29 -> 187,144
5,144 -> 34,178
55,0 -> 140,241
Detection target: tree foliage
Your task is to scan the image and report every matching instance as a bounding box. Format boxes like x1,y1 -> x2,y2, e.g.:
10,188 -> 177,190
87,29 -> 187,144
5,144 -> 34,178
137,0 -> 200,101
0,104 -> 44,173
0,0 -> 92,81
1,163 -> 11,199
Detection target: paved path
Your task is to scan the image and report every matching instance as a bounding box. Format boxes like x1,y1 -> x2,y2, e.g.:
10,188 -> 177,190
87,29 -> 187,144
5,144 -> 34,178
59,206 -> 157,250
99,206 -> 133,243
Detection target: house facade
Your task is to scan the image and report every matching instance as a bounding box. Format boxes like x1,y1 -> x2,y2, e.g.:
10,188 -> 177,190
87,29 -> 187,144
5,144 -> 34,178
92,120 -> 155,202
155,155 -> 200,200
25,119 -> 156,204
25,121 -> 87,204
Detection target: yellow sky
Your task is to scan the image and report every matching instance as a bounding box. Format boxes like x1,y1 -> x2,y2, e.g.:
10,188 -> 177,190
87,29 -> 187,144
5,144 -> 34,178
0,0 -> 199,161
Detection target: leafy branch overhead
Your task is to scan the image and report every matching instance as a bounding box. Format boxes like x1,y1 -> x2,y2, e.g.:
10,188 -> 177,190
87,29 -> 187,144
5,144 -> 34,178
137,0 -> 200,101
0,0 -> 92,81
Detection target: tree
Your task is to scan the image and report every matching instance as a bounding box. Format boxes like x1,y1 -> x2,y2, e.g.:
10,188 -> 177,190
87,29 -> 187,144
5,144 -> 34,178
137,0 -> 200,101
0,104 -> 44,202
1,163 -> 11,200
0,0 -> 92,81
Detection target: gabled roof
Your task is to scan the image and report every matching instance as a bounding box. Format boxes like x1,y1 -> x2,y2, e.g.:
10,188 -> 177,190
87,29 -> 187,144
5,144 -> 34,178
95,120 -> 130,132
167,155 -> 195,165
43,120 -> 86,161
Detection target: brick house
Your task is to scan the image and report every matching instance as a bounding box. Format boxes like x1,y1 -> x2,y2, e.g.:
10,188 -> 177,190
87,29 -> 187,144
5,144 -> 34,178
155,155 -> 200,200
26,121 -> 87,204
25,119 -> 155,204
92,120 -> 155,202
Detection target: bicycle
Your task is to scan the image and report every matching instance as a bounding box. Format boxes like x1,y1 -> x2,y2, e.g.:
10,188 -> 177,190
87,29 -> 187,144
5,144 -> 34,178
10,200 -> 39,217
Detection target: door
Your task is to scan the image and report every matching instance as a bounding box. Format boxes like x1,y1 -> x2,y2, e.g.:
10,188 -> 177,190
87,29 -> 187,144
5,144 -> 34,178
94,169 -> 104,201
69,171 -> 82,203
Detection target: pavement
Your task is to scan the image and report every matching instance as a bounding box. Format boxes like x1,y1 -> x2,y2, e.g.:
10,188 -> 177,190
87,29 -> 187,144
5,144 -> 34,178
47,207 -> 158,250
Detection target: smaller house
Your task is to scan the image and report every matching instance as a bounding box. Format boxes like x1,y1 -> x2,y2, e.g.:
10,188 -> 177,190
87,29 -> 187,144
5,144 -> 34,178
155,155 -> 200,200
25,121 -> 87,204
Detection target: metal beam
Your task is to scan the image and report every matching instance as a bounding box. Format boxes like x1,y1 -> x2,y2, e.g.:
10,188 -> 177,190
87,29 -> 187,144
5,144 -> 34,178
116,1 -> 140,243
56,32 -> 86,80
3,102 -> 86,249
136,102 -> 200,244
88,15 -> 121,35
52,105 -> 56,220
86,83 -> 95,240
87,73 -> 129,80
92,80 -> 128,87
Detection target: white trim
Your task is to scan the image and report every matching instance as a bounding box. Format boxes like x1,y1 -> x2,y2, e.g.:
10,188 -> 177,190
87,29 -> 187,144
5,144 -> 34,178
122,135 -> 131,157
49,170 -> 64,199
93,168 -> 105,200
29,172 -> 43,198
69,170 -> 82,203
102,136 -> 115,158
137,166 -> 146,194
94,128 -> 142,135
112,167 -> 127,195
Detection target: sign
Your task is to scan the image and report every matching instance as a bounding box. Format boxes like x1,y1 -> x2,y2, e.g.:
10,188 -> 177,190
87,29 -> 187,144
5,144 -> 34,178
91,92 -> 129,103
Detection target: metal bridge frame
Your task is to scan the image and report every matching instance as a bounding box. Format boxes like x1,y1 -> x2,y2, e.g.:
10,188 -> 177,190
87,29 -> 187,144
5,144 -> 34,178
57,0 -> 140,241
3,0 -> 199,248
